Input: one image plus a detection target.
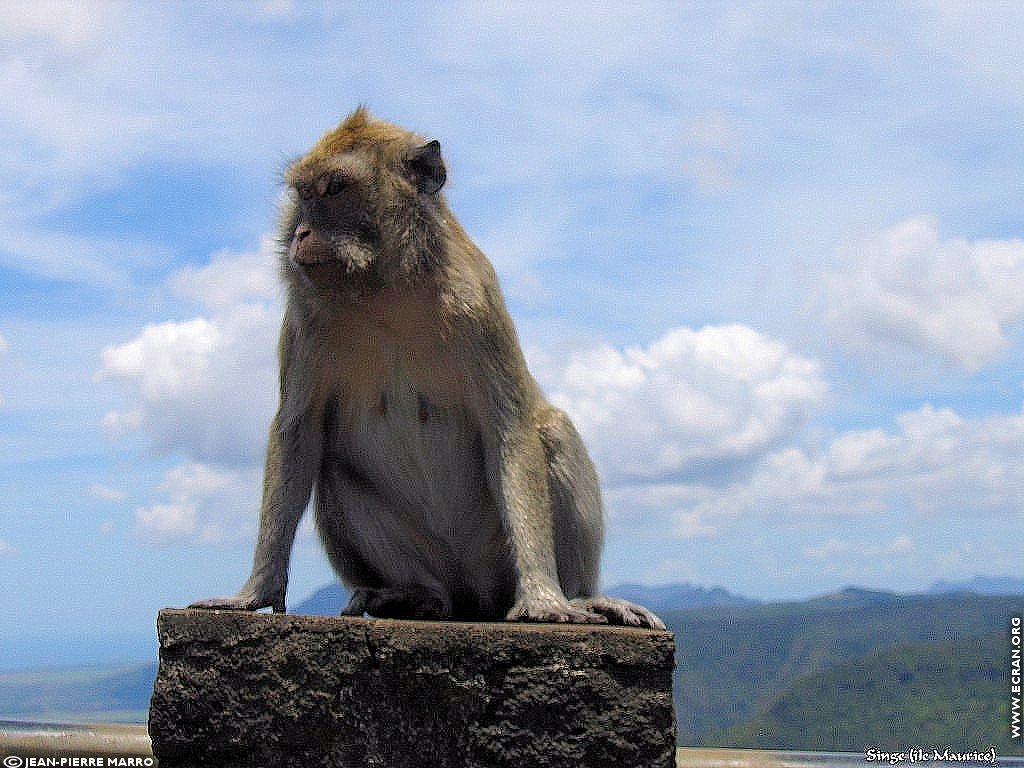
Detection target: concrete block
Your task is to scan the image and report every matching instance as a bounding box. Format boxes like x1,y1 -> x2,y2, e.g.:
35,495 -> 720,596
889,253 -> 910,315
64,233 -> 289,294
149,608 -> 676,767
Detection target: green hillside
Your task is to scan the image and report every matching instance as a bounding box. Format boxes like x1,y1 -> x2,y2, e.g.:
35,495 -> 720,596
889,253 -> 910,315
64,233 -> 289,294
721,633 -> 1018,753
664,589 -> 1021,748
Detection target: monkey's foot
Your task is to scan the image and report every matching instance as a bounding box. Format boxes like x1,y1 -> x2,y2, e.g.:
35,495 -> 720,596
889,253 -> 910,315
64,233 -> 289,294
506,592 -> 608,624
570,596 -> 667,630
342,586 -> 451,620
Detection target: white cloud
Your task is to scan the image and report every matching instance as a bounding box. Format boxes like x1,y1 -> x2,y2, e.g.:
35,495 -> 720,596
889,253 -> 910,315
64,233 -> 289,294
0,538 -> 14,556
135,502 -> 199,545
134,461 -> 259,546
169,237 -> 281,310
99,318 -> 222,401
544,324 -> 827,483
97,247 -> 281,465
670,402 -> 1024,535
590,394 -> 1024,558
823,217 -> 1024,371
97,247 -> 280,545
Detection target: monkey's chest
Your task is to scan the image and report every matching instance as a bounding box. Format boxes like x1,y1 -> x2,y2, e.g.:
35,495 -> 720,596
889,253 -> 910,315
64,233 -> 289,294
331,373 -> 490,519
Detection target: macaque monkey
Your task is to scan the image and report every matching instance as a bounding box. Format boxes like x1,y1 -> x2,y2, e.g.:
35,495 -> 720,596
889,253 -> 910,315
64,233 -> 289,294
191,108 -> 664,629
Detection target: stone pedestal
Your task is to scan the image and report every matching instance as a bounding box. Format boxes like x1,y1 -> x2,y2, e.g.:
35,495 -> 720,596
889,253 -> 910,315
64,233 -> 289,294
149,608 -> 676,767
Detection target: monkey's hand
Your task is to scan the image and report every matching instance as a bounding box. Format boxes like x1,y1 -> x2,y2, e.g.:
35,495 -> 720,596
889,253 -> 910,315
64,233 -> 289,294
506,588 -> 608,624
189,584 -> 287,614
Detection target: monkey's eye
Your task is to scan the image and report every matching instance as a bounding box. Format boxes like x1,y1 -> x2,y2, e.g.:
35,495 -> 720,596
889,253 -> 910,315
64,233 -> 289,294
324,176 -> 346,196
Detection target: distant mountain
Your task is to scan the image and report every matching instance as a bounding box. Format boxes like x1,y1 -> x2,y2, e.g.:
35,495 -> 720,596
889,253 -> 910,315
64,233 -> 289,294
288,577 -> 1023,617
290,582 -> 350,615
289,580 -> 756,616
802,586 -> 902,607
928,575 -> 1024,596
606,582 -> 758,611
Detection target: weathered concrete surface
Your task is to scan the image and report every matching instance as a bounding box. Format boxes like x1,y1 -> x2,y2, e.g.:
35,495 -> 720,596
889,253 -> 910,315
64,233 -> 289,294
149,608 -> 676,768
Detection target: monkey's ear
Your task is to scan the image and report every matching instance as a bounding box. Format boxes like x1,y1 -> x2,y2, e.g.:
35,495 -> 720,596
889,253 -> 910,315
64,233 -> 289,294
409,140 -> 446,195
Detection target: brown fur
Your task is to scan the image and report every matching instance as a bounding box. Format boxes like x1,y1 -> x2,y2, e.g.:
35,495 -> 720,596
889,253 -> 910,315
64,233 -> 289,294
191,108 -> 664,629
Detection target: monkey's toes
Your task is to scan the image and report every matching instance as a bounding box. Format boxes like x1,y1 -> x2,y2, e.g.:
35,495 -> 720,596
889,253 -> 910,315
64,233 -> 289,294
571,596 -> 667,630
506,599 -> 608,624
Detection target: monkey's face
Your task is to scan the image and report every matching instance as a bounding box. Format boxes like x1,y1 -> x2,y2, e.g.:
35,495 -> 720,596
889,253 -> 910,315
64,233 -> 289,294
282,137 -> 447,294
284,154 -> 385,290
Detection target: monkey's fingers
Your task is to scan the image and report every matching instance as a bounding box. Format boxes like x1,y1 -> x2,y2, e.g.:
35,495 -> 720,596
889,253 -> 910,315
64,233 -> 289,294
188,594 -> 285,613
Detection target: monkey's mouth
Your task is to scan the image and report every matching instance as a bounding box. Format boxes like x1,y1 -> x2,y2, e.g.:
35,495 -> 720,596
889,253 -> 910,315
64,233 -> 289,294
295,245 -> 378,291
298,259 -> 348,290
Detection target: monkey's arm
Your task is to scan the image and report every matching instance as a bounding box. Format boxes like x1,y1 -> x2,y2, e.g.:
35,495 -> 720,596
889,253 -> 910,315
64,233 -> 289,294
190,323 -> 321,613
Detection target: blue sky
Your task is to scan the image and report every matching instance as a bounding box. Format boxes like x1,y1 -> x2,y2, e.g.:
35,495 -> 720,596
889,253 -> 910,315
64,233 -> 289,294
2,2 -> 1023,666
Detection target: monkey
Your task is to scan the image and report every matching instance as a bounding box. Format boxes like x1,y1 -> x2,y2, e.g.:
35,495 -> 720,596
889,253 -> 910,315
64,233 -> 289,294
191,107 -> 665,630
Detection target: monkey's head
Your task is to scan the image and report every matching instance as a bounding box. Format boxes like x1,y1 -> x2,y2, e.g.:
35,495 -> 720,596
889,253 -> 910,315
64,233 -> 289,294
280,107 -> 449,295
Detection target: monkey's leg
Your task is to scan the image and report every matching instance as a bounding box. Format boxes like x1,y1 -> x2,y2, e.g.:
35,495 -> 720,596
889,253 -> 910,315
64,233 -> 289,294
540,408 -> 604,600
542,409 -> 666,630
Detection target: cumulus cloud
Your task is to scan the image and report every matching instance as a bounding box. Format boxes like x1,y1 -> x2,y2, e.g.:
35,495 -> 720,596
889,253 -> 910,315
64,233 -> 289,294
97,245 -> 280,546
647,401 -> 1024,542
580,383 -> 1024,568
133,461 -> 260,545
169,238 -> 282,310
823,217 -> 1024,371
543,324 -> 827,484
97,245 -> 281,465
